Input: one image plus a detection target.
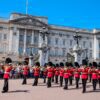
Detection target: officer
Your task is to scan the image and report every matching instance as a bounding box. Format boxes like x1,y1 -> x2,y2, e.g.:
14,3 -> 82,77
47,62 -> 53,88
74,62 -> 80,89
32,62 -> 40,86
59,62 -> 64,87
22,61 -> 29,85
2,58 -> 12,93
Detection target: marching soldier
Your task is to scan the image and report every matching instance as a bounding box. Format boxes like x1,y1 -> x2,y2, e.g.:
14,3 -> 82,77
88,63 -> 93,82
2,58 -> 12,93
63,62 -> 69,90
22,61 -> 29,85
81,60 -> 88,93
47,62 -> 53,88
74,62 -> 80,89
59,62 -> 64,87
68,63 -> 74,85
54,64 -> 59,84
91,62 -> 98,91
32,62 -> 40,86
43,63 -> 47,83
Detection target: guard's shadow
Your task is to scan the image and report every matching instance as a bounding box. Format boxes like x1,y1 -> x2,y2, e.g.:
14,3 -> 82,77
8,90 -> 29,93
86,89 -> 100,93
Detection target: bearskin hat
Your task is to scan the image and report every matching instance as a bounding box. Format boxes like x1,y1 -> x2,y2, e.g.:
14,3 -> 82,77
65,62 -> 69,67
89,63 -> 92,67
82,59 -> 88,66
35,62 -> 40,66
5,58 -> 12,64
92,62 -> 97,68
47,62 -> 53,66
59,62 -> 64,67
69,62 -> 73,67
23,61 -> 28,65
74,62 -> 80,67
55,63 -> 59,67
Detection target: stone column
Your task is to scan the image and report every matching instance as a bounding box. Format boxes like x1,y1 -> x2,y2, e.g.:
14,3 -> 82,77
16,29 -> 19,55
23,29 -> 27,54
94,35 -> 99,60
29,30 -> 34,66
44,35 -> 49,63
9,29 -> 13,52
38,33 -> 44,66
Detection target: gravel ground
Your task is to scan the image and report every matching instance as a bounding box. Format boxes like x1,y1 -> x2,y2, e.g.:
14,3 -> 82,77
0,79 -> 100,100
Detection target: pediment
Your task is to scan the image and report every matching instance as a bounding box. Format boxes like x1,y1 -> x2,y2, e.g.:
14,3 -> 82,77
9,16 -> 48,27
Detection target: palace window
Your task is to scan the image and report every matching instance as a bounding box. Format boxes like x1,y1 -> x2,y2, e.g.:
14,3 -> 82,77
55,38 -> 58,45
70,40 -> 73,46
26,35 -> 31,44
83,41 -> 86,48
63,39 -> 66,45
19,47 -> 23,55
19,34 -> 24,42
4,34 -> 7,40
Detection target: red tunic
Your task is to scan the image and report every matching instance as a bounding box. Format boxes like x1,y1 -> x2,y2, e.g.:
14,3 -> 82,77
3,65 -> 12,79
74,68 -> 80,78
47,67 -> 53,78
54,68 -> 59,76
98,70 -> 100,79
81,68 -> 88,79
43,68 -> 47,76
91,70 -> 98,79
63,68 -> 69,78
59,68 -> 64,77
23,66 -> 29,76
33,67 -> 40,76
69,68 -> 74,77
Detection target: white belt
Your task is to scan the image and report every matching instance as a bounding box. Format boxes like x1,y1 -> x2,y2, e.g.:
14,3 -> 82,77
4,72 -> 10,74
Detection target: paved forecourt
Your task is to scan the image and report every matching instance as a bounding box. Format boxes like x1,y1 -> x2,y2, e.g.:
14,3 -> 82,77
0,79 -> 100,100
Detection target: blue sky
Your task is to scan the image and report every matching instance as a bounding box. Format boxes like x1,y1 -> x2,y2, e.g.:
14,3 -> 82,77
0,0 -> 100,29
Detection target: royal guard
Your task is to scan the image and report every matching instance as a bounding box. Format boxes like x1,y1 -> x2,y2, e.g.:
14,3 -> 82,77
91,62 -> 98,91
88,63 -> 93,82
81,60 -> 88,93
59,62 -> 64,87
51,64 -> 55,82
2,58 -> 12,93
32,62 -> 40,86
68,63 -> 74,85
54,64 -> 59,84
22,61 -> 29,85
74,62 -> 80,89
63,62 -> 69,90
47,62 -> 53,88
43,63 -> 47,83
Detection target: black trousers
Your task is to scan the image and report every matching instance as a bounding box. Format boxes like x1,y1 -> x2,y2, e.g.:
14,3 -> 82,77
47,77 -> 51,88
43,76 -> 46,83
69,76 -> 73,85
60,76 -> 63,86
82,79 -> 87,93
89,74 -> 92,82
64,78 -> 68,89
92,79 -> 97,90
75,78 -> 80,88
52,75 -> 54,82
2,79 -> 8,92
33,76 -> 39,86
22,75 -> 27,84
55,75 -> 58,84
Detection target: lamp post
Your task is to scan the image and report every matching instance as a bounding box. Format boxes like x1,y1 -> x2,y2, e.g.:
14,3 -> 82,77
38,27 -> 49,66
73,31 -> 82,64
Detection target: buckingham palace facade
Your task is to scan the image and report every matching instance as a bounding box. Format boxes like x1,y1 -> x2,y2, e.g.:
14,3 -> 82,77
0,13 -> 100,65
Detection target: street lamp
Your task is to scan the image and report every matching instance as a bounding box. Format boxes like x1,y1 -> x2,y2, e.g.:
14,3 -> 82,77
73,31 -> 82,46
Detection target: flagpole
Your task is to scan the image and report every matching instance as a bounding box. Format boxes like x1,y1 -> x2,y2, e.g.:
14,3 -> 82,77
26,0 -> 28,15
